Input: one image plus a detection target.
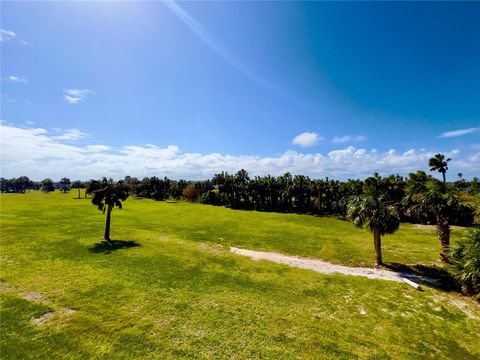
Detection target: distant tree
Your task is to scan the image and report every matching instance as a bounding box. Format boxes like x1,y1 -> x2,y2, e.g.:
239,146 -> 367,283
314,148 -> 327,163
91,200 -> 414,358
346,184 -> 400,266
60,177 -> 71,193
178,180 -> 189,198
124,176 -> 140,196
292,175 -> 311,212
0,178 -> 7,192
234,169 -> 250,208
41,178 -> 55,193
470,177 -> 480,195
72,180 -> 83,199
182,184 -> 198,202
458,173 -> 463,179
429,153 -> 451,183
0,177 -> 32,193
91,178 -> 129,242
15,176 -> 31,193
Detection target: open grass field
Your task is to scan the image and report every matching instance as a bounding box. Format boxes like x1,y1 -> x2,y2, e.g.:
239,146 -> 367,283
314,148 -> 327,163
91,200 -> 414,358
1,191 -> 479,359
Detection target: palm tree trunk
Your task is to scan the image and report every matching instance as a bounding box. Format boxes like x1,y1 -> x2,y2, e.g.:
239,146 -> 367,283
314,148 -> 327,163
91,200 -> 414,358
373,228 -> 383,266
436,214 -> 450,262
104,204 -> 112,242
442,171 -> 446,183
77,187 -> 80,199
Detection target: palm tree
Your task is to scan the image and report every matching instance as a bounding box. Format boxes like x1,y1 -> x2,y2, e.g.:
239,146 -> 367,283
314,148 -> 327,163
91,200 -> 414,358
429,153 -> 451,183
85,179 -> 100,198
346,195 -> 400,266
72,180 -> 82,199
404,178 -> 462,262
91,178 -> 129,243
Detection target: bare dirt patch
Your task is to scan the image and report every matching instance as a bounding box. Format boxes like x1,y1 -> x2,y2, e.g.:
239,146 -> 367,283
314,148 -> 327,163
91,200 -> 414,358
231,247 -> 404,282
23,291 -> 44,302
31,308 -> 76,327
449,298 -> 480,320
0,282 -> 16,293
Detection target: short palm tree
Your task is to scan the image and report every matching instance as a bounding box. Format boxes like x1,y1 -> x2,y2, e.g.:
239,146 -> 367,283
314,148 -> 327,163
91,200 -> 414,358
429,153 -> 451,183
346,195 -> 400,266
72,180 -> 82,199
91,178 -> 129,242
450,230 -> 480,298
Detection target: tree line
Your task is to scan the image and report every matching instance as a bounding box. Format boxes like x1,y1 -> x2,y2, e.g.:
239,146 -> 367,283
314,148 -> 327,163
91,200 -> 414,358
2,160 -> 479,231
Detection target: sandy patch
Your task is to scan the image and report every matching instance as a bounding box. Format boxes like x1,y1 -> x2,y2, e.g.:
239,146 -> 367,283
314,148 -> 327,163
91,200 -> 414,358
449,298 -> 480,320
31,308 -> 76,327
231,247 -> 405,282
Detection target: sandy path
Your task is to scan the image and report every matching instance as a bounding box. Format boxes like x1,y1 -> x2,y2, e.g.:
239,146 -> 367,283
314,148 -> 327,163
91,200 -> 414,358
230,247 -> 405,282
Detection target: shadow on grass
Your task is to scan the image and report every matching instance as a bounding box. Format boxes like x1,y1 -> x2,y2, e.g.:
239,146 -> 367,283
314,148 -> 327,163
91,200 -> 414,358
385,262 -> 459,293
88,240 -> 141,254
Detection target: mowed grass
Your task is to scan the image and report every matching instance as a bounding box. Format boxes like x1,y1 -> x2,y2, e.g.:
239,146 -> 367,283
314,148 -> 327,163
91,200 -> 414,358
1,191 -> 479,359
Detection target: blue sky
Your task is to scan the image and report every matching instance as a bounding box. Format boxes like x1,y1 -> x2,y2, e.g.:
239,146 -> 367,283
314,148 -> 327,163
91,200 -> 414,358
1,1 -> 479,180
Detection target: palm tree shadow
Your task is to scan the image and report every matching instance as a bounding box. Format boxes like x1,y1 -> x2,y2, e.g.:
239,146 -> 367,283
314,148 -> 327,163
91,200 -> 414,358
88,240 -> 141,254
385,262 -> 459,293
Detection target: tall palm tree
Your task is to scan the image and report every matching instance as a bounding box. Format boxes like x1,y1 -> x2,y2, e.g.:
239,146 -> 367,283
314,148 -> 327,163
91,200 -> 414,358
347,195 -> 400,266
429,153 -> 451,183
404,178 -> 462,262
91,178 -> 129,243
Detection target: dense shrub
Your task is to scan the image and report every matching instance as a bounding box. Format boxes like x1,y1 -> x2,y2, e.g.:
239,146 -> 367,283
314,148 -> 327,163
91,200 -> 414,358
450,230 -> 480,299
198,190 -> 224,206
182,184 -> 198,202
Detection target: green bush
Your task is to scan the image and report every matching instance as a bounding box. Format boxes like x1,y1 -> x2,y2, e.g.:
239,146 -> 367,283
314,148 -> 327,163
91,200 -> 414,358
198,189 -> 224,206
450,230 -> 480,298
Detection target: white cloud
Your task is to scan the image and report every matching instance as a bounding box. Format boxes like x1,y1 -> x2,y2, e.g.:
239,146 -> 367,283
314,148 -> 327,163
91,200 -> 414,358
64,96 -> 82,104
331,135 -> 367,144
292,132 -> 322,147
0,29 -> 16,42
439,127 -> 479,138
1,124 -> 479,181
8,75 -> 28,84
63,89 -> 94,104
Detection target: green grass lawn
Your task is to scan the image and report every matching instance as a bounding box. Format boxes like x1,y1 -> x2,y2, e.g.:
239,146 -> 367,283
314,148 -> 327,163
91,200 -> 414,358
1,191 -> 479,359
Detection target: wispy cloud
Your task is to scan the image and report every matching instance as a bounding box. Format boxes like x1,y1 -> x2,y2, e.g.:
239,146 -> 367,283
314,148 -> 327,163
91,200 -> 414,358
331,135 -> 367,144
163,1 -> 289,100
51,128 -> 90,141
292,132 -> 322,147
8,75 -> 28,84
86,145 -> 112,152
439,127 -> 479,138
1,123 -> 478,180
63,88 -> 94,104
0,28 -> 27,45
0,29 -> 16,42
